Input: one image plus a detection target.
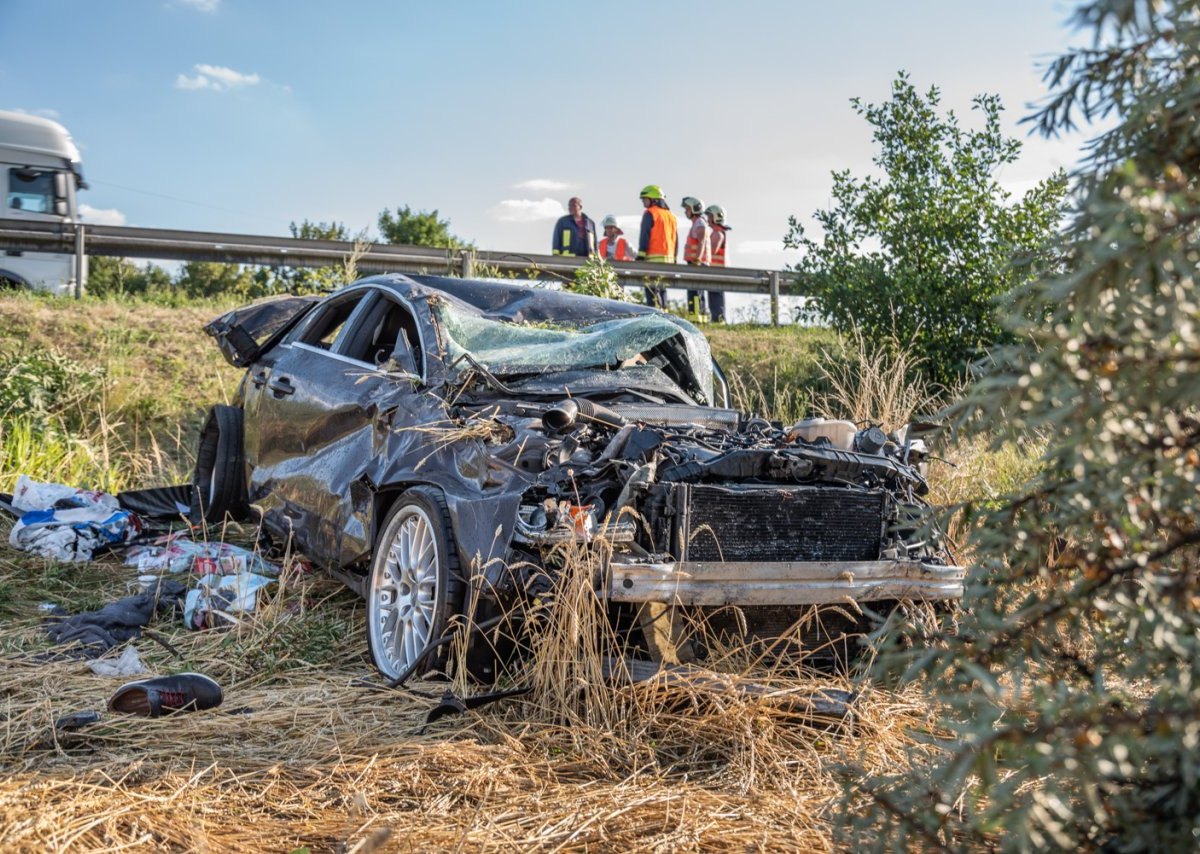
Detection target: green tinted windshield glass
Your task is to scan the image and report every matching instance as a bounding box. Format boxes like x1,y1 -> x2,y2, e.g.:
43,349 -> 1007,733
433,302 -> 714,403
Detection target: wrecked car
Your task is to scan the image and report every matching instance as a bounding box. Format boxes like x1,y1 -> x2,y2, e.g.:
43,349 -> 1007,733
198,274 -> 964,681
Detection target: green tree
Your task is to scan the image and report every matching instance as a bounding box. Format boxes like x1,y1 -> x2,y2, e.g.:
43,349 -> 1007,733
377,205 -> 469,249
175,261 -> 257,300
845,4 -> 1200,849
277,219 -> 359,294
786,73 -> 1067,386
289,219 -> 349,241
87,256 -> 171,297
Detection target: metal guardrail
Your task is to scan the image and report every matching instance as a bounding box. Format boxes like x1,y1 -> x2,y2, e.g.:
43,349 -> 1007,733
0,218 -> 802,322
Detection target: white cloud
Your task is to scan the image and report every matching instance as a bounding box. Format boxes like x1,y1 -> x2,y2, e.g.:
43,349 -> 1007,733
737,239 -> 788,255
513,179 -> 575,193
177,0 -> 220,12
614,215 -> 641,233
175,64 -> 262,92
490,197 -> 566,223
79,205 -> 127,226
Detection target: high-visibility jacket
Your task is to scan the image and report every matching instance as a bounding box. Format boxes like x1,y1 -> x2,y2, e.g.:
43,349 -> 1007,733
710,224 -> 728,267
684,217 -> 712,265
598,236 -> 635,261
551,214 -> 596,256
638,205 -> 677,263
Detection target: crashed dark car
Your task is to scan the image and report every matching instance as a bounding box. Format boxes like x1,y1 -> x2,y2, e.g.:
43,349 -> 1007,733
197,274 -> 963,681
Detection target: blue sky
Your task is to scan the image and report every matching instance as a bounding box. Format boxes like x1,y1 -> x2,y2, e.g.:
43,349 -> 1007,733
1,0 -> 1089,276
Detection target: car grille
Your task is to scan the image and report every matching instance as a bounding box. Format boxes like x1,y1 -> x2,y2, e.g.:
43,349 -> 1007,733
677,484 -> 884,562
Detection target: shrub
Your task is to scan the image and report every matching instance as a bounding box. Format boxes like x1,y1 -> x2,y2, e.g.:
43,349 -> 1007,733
786,73 -> 1068,387
843,4 -> 1200,849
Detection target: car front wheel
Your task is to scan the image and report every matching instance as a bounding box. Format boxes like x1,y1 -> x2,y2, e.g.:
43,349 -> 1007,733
367,487 -> 462,680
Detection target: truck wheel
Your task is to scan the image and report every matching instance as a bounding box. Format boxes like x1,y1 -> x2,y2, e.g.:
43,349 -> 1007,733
190,405 -> 249,523
367,487 -> 464,680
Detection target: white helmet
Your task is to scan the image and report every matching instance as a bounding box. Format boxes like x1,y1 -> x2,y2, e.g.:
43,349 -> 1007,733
601,214 -> 619,229
681,196 -> 705,216
704,204 -> 727,226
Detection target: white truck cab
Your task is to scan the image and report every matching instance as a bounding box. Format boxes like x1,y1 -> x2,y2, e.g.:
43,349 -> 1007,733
0,110 -> 87,294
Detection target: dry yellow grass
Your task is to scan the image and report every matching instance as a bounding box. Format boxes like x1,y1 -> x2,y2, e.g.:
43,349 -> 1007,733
0,535 -> 940,852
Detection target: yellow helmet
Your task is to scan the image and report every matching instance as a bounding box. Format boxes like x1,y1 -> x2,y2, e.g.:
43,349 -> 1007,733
639,184 -> 664,200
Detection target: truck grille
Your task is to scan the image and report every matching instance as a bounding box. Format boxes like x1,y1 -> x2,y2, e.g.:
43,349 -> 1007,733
676,484 -> 884,562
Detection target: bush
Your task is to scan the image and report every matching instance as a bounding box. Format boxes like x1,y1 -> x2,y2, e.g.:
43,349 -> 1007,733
565,256 -> 631,302
786,73 -> 1067,387
843,4 -> 1200,850
0,347 -> 104,428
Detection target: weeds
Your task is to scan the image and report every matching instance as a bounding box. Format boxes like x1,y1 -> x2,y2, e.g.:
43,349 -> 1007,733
815,325 -> 948,431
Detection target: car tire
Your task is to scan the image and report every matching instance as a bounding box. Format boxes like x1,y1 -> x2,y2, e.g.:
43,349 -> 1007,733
190,405 -> 250,523
367,487 -> 464,681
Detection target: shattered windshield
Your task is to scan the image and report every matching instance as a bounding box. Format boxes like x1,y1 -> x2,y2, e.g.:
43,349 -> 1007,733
434,302 -> 715,404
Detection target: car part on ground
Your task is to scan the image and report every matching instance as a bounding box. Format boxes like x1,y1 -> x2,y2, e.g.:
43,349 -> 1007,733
203,274 -> 964,682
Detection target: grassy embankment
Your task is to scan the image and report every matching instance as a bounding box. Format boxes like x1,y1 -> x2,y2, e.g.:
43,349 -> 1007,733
0,292 -> 1035,850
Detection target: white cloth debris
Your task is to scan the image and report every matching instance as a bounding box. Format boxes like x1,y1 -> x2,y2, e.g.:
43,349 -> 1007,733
8,475 -> 142,562
86,645 -> 147,677
183,571 -> 276,629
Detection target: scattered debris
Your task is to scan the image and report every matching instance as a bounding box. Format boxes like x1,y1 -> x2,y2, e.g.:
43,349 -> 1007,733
42,579 -> 186,659
124,532 -> 278,576
86,645 -> 147,677
6,475 -> 143,562
54,709 -> 102,732
183,571 -> 276,629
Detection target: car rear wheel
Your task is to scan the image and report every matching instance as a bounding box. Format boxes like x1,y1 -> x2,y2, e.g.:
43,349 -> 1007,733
190,405 -> 249,523
367,487 -> 463,680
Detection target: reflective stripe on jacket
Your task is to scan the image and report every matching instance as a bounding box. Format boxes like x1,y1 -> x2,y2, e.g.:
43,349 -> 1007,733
638,205 -> 677,263
710,224 -> 727,266
598,236 -> 635,261
551,214 -> 596,256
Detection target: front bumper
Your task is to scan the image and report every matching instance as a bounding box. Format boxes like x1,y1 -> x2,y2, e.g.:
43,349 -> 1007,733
607,559 -> 965,606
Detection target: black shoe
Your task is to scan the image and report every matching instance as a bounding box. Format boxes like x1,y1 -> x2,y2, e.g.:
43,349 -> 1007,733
107,673 -> 223,717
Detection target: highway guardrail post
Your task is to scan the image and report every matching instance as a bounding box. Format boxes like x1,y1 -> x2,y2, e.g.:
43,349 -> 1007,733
74,223 -> 86,299
769,271 -> 780,326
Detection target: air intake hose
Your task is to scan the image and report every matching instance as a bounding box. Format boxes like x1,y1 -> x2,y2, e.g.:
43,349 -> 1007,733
542,398 -> 629,432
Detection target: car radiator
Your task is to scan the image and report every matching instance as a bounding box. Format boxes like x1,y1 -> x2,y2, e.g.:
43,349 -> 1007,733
672,483 -> 885,563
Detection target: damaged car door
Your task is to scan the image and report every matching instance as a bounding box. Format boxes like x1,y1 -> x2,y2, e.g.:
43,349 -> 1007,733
245,286 -> 429,567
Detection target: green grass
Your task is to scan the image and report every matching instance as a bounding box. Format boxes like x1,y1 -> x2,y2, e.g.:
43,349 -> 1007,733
707,323 -> 840,420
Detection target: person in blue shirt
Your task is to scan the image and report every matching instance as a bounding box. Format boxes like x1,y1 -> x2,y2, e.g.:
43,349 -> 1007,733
550,197 -> 596,256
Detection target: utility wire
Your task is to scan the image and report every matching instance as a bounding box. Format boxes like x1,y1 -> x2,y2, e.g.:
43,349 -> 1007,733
88,179 -> 290,226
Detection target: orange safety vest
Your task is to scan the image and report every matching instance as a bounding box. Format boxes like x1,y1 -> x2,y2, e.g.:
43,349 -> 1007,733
684,220 -> 711,265
598,236 -> 635,261
710,224 -> 727,266
640,206 -> 677,263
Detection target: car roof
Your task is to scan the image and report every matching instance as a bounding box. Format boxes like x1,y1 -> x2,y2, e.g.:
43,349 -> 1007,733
356,273 -> 661,326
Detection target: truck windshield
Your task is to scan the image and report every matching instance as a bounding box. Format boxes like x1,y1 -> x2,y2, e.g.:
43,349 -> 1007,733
7,169 -> 56,214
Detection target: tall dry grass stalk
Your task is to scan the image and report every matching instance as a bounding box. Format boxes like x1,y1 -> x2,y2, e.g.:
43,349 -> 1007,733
726,369 -> 812,423
815,326 -> 947,432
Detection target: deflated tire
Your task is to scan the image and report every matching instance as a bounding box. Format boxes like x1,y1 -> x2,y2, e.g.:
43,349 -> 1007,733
190,404 -> 250,523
